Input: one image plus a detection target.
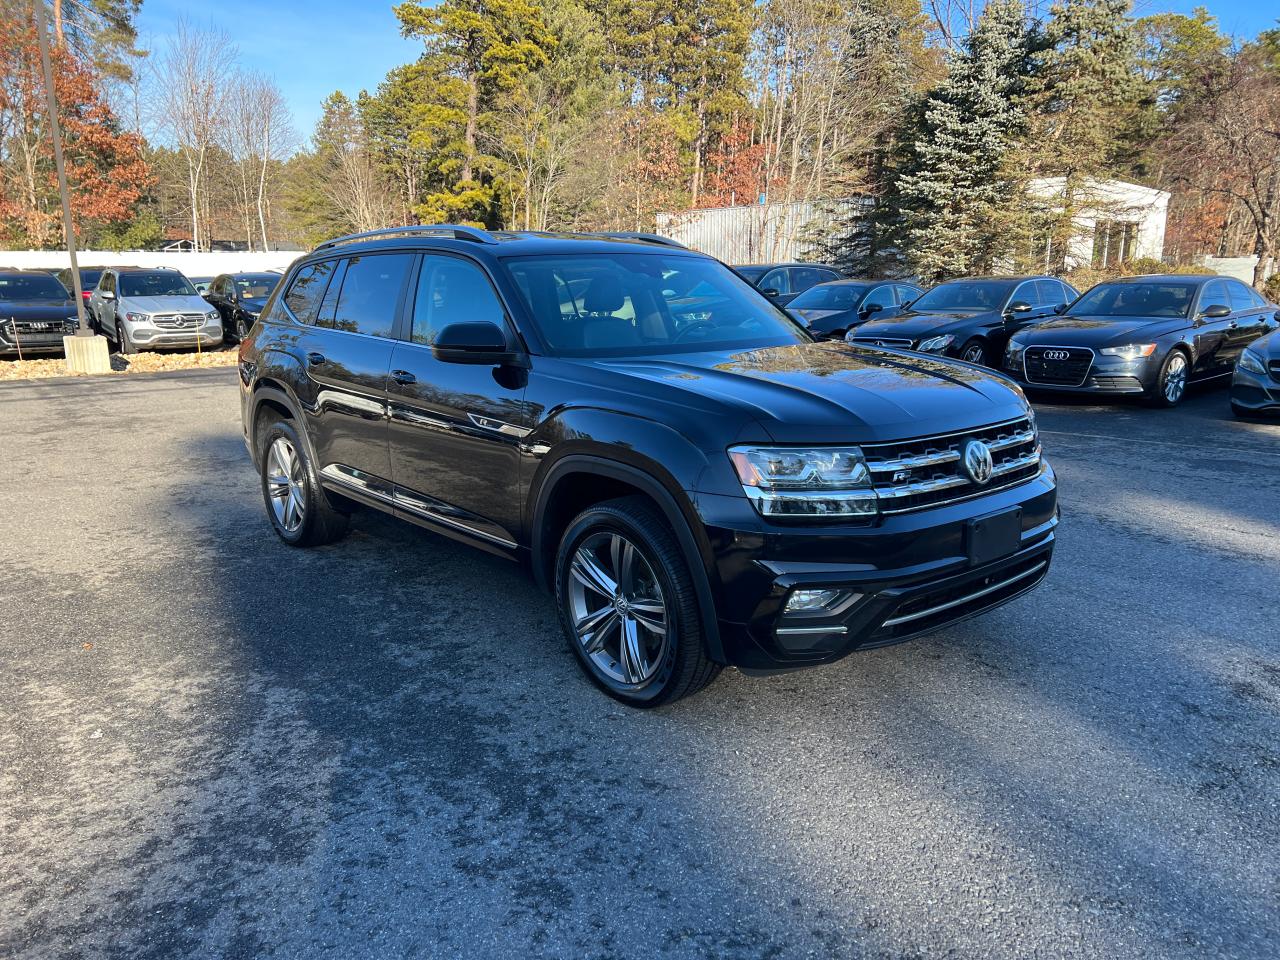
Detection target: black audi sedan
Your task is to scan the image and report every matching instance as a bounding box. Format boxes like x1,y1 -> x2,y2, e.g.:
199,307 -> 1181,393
787,278 -> 924,340
204,272 -> 282,342
0,270 -> 78,358
1231,328 -> 1280,417
848,276 -> 1078,367
1004,275 -> 1278,407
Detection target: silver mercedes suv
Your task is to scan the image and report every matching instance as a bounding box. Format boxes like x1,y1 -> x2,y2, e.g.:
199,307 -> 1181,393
89,266 -> 223,353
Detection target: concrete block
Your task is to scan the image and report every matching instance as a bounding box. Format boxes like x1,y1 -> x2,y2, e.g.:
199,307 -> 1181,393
63,334 -> 111,375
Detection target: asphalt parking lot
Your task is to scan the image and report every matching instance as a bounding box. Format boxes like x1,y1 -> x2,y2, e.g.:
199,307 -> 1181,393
2,368 -> 1278,960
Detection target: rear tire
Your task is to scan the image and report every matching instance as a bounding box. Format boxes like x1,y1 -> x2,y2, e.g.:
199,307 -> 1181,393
554,496 -> 721,707
258,417 -> 349,547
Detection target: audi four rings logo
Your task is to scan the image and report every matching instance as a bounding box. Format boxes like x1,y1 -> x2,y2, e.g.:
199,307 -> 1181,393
1043,349 -> 1071,361
962,439 -> 995,486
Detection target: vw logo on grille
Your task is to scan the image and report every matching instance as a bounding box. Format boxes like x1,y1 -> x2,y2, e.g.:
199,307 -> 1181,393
1043,349 -> 1071,361
961,439 -> 994,485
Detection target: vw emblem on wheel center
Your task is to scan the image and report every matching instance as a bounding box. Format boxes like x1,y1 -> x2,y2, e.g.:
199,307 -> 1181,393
962,439 -> 994,485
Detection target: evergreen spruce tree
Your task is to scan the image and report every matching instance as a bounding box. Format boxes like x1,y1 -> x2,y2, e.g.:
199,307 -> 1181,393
894,0 -> 1032,282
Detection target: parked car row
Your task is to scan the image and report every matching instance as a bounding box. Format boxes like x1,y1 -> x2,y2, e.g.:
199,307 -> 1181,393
0,265 -> 282,358
743,264 -> 1279,415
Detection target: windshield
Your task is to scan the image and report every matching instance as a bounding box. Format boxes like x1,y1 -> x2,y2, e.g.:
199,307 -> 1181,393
790,283 -> 872,310
0,273 -> 70,301
119,272 -> 198,298
235,275 -> 279,300
911,280 -> 1015,312
505,253 -> 809,357
1071,281 -> 1197,318
734,266 -> 769,284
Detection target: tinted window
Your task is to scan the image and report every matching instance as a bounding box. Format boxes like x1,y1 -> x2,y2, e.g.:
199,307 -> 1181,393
895,284 -> 921,306
412,256 -> 506,345
1010,281 -> 1045,308
1073,281 -> 1197,318
1227,280 -> 1258,312
1035,280 -> 1067,307
912,280 -> 1016,312
759,268 -> 791,294
119,272 -> 197,298
789,283 -> 871,310
0,273 -> 69,300
283,261 -> 337,324
504,253 -> 807,357
1200,280 -> 1230,313
59,268 -> 102,290
99,272 -> 114,294
735,266 -> 768,284
789,267 -> 831,293
328,254 -> 411,338
234,274 -> 279,300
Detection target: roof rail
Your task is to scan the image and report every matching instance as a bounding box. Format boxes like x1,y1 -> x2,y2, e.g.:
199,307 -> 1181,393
583,232 -> 687,248
315,224 -> 497,251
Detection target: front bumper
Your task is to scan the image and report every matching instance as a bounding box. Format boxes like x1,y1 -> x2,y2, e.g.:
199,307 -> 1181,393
696,463 -> 1059,671
128,325 -> 223,350
1230,365 -> 1280,413
0,338 -> 69,357
1002,353 -> 1158,396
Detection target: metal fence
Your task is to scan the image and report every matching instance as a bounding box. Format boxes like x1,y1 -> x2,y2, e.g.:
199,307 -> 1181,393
657,200 -> 863,264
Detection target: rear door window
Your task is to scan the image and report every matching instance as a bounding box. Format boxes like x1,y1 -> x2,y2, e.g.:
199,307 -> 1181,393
283,261 -> 337,324
329,254 -> 413,338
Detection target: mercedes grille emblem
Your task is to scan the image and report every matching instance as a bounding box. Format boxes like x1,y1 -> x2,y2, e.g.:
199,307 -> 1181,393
962,438 -> 995,485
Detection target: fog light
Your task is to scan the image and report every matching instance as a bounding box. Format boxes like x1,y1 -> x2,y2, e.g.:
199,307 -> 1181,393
786,588 -> 842,613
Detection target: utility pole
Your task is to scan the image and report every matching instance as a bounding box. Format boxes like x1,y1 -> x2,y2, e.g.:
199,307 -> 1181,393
34,0 -> 110,372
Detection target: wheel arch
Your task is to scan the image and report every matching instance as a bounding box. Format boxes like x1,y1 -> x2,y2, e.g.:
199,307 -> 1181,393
531,454 -> 725,663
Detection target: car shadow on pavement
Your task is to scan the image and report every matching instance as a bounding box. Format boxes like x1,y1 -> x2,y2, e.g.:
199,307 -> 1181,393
8,404 -> 1277,960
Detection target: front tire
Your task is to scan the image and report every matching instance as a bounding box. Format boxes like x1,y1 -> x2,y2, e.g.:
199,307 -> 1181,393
959,339 -> 991,366
116,321 -> 137,355
554,496 -> 721,707
1149,349 -> 1189,407
258,418 -> 349,547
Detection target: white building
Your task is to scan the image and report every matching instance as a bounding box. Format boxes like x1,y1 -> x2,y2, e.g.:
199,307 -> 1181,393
658,178 -> 1171,270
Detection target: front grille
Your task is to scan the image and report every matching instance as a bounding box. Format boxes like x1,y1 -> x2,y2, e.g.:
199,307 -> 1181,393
1089,375 -> 1143,392
1268,360 -> 1280,379
3,318 -> 72,342
863,417 -> 1042,514
872,552 -> 1050,641
1024,346 -> 1093,386
851,336 -> 914,349
152,313 -> 208,330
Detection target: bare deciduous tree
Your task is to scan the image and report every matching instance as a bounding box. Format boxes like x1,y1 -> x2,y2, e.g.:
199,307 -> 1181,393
226,71 -> 295,250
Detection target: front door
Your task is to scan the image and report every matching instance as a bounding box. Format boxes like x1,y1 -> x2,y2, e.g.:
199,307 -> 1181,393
387,253 -> 531,549
1192,279 -> 1236,376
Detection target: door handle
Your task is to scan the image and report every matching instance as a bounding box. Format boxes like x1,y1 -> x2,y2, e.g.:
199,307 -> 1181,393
307,352 -> 327,366
391,369 -> 416,385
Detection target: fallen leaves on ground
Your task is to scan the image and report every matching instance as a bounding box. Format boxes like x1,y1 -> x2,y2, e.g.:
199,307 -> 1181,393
0,346 -> 239,381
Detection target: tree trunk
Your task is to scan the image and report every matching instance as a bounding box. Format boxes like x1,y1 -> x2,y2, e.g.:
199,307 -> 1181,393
53,0 -> 64,45
257,120 -> 272,250
462,72 -> 478,184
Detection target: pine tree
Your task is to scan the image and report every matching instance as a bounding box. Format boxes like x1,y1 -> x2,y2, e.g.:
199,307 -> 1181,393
894,0 -> 1032,282
1025,0 -> 1142,269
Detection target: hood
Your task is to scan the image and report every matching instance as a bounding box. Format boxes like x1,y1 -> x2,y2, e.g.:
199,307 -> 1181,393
1012,314 -> 1187,348
853,309 -> 997,339
579,340 -> 1028,444
0,299 -> 77,321
241,297 -> 269,313
121,295 -> 211,314
791,307 -> 854,324
1247,329 -> 1280,359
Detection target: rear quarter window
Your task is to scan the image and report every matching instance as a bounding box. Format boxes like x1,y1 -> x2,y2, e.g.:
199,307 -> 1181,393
282,261 -> 338,324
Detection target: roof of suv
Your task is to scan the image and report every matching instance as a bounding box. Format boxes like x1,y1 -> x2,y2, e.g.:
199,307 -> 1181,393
303,227 -> 694,262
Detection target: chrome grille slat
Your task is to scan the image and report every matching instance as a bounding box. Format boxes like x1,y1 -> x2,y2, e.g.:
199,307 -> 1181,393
865,417 -> 1041,513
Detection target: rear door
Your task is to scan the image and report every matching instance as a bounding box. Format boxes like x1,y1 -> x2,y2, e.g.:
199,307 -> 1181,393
1225,280 -> 1271,360
386,253 -> 530,550
94,270 -> 118,331
288,254 -> 411,483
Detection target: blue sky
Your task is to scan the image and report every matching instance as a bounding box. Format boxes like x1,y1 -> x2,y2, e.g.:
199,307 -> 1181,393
137,0 -> 1277,140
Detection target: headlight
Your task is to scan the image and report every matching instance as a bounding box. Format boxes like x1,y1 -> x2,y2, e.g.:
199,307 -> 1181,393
917,334 -> 955,353
1238,348 -> 1267,375
125,312 -> 150,323
206,311 -> 220,321
727,445 -> 877,519
1100,343 -> 1157,359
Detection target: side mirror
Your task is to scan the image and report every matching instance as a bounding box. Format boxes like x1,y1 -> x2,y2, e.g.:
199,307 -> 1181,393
761,287 -> 780,298
1201,303 -> 1231,319
432,321 -> 520,366
1007,301 -> 1033,315
861,302 -> 884,316
100,289 -> 115,300
1053,303 -> 1068,314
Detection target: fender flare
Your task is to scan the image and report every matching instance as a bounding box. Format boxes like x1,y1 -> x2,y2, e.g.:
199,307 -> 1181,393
531,454 -> 725,664
246,380 -> 313,468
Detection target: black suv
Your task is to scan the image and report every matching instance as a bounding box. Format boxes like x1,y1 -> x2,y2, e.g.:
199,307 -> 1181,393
239,227 -> 1058,706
